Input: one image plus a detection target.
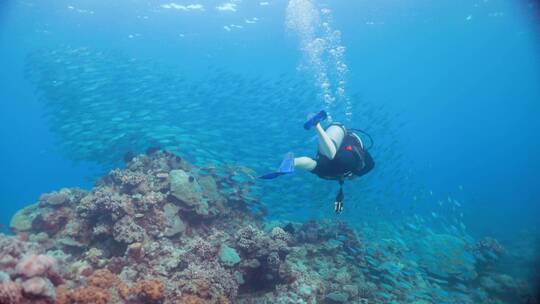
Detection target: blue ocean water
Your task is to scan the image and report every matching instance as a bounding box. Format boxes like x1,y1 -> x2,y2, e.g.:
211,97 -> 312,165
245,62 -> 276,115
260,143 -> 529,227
0,0 -> 539,291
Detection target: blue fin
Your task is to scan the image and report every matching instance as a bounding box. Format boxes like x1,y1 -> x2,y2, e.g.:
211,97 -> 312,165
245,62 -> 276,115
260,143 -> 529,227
278,152 -> 295,173
259,172 -> 287,180
303,110 -> 327,130
259,153 -> 295,180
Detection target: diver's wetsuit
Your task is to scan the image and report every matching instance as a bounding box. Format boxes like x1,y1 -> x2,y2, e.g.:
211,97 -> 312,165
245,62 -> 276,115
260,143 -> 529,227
311,125 -> 374,180
259,111 -> 374,213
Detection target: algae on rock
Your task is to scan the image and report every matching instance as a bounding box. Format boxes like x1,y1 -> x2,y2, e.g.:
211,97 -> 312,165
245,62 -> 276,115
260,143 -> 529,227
163,203 -> 186,237
413,233 -> 477,281
169,169 -> 209,216
10,203 -> 40,232
219,244 -> 241,267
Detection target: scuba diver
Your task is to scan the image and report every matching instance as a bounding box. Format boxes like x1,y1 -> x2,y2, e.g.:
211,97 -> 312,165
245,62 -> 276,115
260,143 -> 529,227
260,110 -> 374,214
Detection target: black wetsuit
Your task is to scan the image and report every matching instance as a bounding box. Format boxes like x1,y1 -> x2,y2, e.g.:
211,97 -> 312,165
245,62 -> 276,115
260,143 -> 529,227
311,126 -> 374,180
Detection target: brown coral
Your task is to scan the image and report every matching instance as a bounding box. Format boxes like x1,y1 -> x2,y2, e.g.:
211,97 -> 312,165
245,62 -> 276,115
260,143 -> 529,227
60,286 -> 110,304
87,269 -> 119,289
179,294 -> 207,304
130,280 -> 164,302
54,286 -> 69,304
56,269 -> 164,304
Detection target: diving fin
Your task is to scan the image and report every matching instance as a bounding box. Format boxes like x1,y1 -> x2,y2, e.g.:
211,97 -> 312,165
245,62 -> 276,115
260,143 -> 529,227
303,110 -> 328,130
259,153 -> 295,179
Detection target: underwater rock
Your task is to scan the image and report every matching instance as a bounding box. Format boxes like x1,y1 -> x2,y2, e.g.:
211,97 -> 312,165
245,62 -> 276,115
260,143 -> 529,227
169,169 -> 210,216
413,233 -> 477,281
10,203 -> 40,232
39,189 -> 71,206
126,242 -> 144,261
0,272 -> 9,283
162,203 -> 186,237
219,244 -> 241,267
474,237 -> 506,273
38,188 -> 85,207
32,207 -> 71,235
57,237 -> 86,249
21,277 -> 56,299
325,291 -> 349,303
478,272 -> 529,301
28,232 -> 49,244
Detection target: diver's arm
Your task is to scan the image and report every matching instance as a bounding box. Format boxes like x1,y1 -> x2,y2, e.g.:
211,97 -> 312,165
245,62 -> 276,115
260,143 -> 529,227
294,157 -> 317,171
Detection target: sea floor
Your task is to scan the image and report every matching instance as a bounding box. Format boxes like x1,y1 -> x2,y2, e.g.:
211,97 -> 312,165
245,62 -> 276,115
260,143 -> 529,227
0,150 -> 536,304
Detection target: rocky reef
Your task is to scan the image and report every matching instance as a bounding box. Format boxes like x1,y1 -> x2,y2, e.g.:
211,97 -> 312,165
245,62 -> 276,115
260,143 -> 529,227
1,151 -> 536,303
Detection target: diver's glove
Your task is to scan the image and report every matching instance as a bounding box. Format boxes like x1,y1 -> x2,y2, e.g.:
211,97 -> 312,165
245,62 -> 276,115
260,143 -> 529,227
259,153 -> 295,179
304,110 -> 328,130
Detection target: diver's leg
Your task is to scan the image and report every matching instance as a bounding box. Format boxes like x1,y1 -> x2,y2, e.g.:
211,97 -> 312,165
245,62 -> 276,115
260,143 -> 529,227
315,124 -> 345,160
294,157 -> 317,171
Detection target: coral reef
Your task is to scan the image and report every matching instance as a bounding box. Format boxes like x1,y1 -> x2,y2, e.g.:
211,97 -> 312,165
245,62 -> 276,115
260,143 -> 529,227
0,247 -> 61,303
1,150 -> 535,303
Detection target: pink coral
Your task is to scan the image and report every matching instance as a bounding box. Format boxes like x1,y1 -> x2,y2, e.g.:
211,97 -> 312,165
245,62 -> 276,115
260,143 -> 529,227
0,281 -> 23,304
0,235 -> 39,272
15,254 -> 58,279
21,277 -> 55,299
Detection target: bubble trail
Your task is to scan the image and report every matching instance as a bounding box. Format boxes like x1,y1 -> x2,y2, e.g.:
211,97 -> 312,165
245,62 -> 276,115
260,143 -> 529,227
285,0 -> 352,121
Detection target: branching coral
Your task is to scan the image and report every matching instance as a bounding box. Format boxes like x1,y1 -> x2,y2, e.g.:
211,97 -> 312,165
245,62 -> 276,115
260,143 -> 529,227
179,262 -> 238,302
112,216 -> 146,244
236,225 -> 264,253
77,187 -> 128,221
109,168 -> 147,190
